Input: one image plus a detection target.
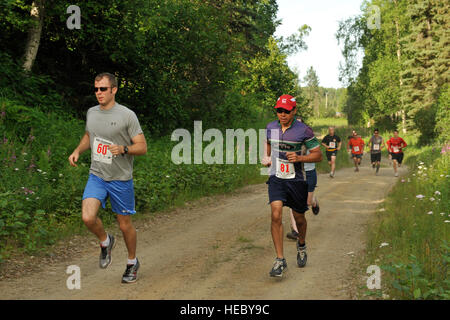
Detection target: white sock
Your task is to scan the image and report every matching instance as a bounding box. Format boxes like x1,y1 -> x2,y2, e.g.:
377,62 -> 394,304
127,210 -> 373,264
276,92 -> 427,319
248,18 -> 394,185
127,258 -> 137,265
100,235 -> 110,247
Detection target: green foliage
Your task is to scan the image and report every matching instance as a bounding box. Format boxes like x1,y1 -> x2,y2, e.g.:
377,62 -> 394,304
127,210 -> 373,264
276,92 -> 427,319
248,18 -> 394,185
434,84 -> 450,143
240,37 -> 309,121
0,53 -> 64,113
0,0 -> 284,135
364,142 -> 450,300
336,0 -> 448,141
277,24 -> 311,55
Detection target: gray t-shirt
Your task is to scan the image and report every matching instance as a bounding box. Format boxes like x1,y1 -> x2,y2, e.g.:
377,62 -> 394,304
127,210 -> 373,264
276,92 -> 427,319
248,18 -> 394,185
369,135 -> 383,154
85,103 -> 143,181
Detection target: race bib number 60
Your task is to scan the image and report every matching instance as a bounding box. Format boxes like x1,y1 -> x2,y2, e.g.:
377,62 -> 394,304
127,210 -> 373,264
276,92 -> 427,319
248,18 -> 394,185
275,158 -> 295,179
93,137 -> 113,164
373,144 -> 380,151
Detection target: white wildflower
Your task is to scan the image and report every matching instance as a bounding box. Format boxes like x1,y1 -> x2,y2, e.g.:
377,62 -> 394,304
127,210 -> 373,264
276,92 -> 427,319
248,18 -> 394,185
380,242 -> 389,248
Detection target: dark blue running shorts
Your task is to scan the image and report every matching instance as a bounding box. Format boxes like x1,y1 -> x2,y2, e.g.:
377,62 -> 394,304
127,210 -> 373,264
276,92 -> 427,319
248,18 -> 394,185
267,175 -> 309,214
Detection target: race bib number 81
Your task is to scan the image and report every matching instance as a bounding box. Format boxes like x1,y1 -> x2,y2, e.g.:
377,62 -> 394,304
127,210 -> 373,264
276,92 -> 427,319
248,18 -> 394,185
373,144 -> 380,151
353,146 -> 360,152
275,158 -> 295,179
329,142 -> 336,148
93,137 -> 113,164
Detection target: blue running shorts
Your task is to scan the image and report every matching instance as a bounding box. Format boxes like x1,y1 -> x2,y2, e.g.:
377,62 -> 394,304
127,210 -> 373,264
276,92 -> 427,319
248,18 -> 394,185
267,176 -> 309,214
82,174 -> 136,215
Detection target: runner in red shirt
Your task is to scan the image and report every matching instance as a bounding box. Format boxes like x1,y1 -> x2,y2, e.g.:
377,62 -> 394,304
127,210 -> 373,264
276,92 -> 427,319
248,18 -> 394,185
347,131 -> 365,172
386,130 -> 407,177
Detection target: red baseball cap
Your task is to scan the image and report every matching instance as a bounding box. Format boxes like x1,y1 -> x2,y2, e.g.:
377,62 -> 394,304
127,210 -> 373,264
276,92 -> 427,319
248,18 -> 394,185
275,94 -> 297,111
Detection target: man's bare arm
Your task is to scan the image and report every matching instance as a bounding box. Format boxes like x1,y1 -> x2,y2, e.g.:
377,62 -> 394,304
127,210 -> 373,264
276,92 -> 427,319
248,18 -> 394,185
68,132 -> 90,167
109,133 -> 147,156
286,146 -> 322,163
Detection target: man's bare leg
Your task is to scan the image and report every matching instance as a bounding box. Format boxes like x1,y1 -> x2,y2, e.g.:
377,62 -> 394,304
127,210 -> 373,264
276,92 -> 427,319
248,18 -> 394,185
270,201 -> 284,259
82,198 -> 107,242
116,214 -> 137,260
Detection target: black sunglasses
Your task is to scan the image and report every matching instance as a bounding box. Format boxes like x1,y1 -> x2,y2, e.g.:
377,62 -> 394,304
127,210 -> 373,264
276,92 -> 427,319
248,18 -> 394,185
276,108 -> 292,114
94,87 -> 112,92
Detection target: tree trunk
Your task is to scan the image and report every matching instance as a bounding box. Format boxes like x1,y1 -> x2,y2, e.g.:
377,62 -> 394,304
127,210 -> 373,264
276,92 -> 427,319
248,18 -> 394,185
393,0 -> 407,134
22,0 -> 45,72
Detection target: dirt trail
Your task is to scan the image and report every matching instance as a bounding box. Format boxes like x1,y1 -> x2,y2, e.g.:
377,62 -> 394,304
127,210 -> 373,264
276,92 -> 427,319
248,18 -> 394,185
0,156 -> 406,300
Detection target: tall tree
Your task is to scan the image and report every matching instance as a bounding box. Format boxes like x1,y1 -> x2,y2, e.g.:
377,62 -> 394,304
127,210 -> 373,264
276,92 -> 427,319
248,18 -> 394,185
22,0 -> 45,72
401,0 -> 449,142
303,66 -> 320,117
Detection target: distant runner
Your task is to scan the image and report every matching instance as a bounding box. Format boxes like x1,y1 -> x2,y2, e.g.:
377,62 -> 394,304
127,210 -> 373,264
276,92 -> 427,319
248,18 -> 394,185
262,94 -> 322,277
368,128 -> 384,175
68,72 -> 147,283
321,126 -> 341,178
386,130 -> 407,177
347,131 -> 365,172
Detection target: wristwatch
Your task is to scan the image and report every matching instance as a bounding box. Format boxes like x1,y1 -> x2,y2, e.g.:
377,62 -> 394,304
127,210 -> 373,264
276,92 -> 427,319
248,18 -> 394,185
122,146 -> 128,156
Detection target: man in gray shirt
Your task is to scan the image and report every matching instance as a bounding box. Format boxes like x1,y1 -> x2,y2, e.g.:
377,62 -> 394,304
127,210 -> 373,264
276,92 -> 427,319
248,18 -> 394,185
368,128 -> 384,175
68,73 -> 147,283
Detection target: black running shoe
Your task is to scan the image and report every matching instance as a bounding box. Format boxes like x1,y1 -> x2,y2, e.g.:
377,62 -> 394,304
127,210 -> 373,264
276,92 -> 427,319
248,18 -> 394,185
297,242 -> 307,268
286,230 -> 299,240
269,258 -> 287,277
122,258 -> 140,283
99,234 -> 115,269
312,199 -> 320,215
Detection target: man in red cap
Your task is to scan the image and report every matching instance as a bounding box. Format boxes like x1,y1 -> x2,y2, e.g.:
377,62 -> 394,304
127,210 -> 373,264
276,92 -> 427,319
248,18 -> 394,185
262,94 -> 322,277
